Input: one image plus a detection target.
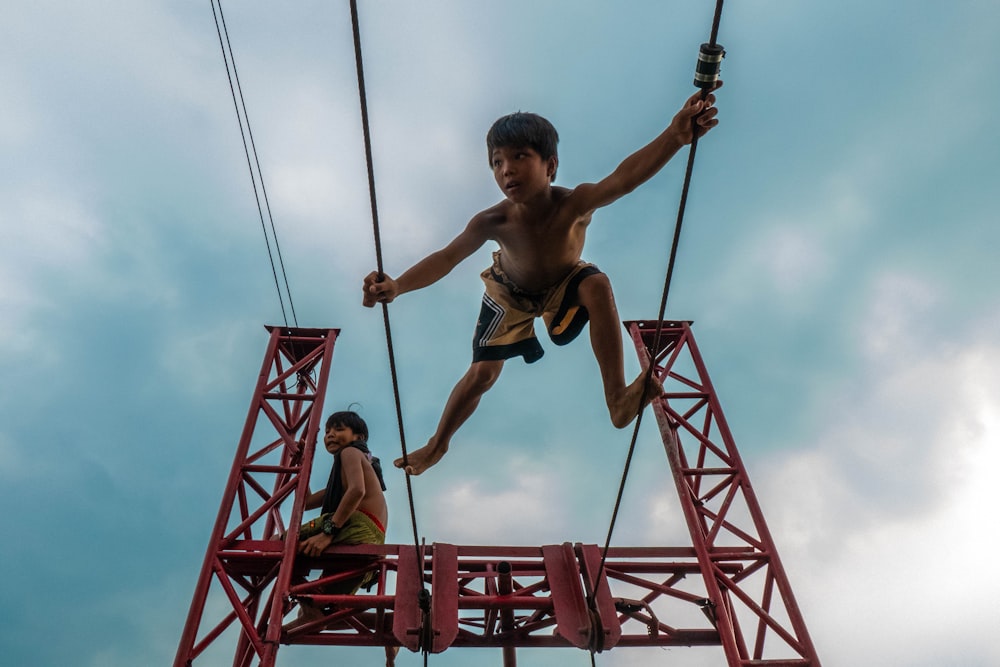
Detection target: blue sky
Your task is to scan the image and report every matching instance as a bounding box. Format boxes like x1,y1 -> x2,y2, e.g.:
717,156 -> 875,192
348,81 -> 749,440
3,1 -> 1000,665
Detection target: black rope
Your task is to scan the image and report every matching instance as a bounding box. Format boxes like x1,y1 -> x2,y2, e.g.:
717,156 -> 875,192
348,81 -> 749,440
210,0 -> 299,327
348,0 -> 425,573
590,0 -> 726,608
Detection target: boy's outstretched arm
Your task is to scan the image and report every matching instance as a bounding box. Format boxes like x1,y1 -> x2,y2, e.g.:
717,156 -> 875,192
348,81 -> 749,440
363,214 -> 490,306
567,83 -> 721,216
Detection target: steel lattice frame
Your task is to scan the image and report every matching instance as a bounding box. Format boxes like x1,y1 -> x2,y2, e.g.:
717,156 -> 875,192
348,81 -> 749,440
174,327 -> 339,667
276,542 -> 736,653
175,322 -> 820,667
626,320 -> 821,665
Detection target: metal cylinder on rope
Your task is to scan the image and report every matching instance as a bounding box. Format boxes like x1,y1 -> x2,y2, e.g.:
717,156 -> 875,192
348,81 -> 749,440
348,0 -> 429,619
589,0 -> 726,621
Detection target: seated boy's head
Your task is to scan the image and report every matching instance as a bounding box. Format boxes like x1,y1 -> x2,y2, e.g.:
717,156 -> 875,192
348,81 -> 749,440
487,112 -> 559,182
325,410 -> 368,442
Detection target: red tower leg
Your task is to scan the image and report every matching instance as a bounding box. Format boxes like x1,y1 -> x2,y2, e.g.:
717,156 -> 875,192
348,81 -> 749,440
174,327 -> 338,667
626,320 -> 821,666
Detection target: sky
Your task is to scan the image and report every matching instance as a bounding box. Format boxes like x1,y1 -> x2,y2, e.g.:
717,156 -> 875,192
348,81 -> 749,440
2,1 -> 1000,665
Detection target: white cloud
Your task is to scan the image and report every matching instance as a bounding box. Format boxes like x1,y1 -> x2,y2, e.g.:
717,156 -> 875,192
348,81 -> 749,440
862,269 -> 942,362
754,223 -> 831,299
3,187 -> 105,269
756,287 -> 1000,665
0,186 -> 105,353
426,453 -> 569,545
702,166 -> 877,320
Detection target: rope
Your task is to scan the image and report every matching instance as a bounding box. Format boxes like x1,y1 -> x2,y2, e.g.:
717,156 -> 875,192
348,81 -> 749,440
348,0 -> 426,578
209,0 -> 299,328
589,0 -> 726,624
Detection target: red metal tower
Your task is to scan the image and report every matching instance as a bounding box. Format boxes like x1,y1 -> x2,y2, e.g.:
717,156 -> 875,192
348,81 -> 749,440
174,326 -> 338,667
175,321 -> 820,666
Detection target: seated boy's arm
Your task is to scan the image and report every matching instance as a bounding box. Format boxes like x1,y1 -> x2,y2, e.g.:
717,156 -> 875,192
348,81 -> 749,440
303,489 -> 324,510
326,448 -> 367,529
565,86 -> 720,217
363,214 -> 491,306
297,449 -> 368,557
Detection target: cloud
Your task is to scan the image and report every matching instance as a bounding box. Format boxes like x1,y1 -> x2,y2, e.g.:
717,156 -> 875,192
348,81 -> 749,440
755,279 -> 1000,665
695,157 -> 880,326
426,454 -> 570,545
0,184 -> 105,356
750,223 -> 832,301
861,269 -> 942,362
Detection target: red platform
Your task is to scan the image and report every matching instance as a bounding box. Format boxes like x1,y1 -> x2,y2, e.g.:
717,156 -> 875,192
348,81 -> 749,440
174,322 -> 820,666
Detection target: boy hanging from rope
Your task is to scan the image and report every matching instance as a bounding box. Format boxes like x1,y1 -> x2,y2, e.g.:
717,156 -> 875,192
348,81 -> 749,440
363,84 -> 721,475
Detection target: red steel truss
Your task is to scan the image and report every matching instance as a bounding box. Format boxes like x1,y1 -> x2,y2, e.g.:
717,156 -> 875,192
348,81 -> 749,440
175,322 -> 820,666
626,320 -> 821,665
174,326 -> 338,667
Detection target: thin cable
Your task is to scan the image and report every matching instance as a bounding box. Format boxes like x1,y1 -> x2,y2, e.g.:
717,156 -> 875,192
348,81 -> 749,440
216,1 -> 299,327
590,0 -> 726,601
349,0 -> 424,563
210,0 -> 298,327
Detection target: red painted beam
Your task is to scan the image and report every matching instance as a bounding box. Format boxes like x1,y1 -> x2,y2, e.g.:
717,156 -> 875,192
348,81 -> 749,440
431,543 -> 459,652
543,543 -> 592,649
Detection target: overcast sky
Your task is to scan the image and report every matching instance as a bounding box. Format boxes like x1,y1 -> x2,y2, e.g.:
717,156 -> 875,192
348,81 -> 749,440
3,1 -> 1000,666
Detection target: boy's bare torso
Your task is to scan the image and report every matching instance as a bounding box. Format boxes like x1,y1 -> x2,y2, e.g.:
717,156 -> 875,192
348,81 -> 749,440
478,186 -> 593,292
352,452 -> 389,527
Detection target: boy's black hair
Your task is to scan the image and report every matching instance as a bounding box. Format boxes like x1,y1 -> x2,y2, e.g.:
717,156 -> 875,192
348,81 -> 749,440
486,112 -> 559,181
325,410 -> 368,441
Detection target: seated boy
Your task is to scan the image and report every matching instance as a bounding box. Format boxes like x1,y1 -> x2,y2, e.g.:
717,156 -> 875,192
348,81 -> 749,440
363,85 -> 721,475
283,410 -> 391,652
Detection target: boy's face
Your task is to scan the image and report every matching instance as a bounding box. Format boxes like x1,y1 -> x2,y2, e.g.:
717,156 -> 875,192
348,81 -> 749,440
491,146 -> 557,202
324,423 -> 359,454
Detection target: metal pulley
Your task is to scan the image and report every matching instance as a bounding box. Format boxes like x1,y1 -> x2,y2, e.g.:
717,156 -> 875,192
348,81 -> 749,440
694,42 -> 725,89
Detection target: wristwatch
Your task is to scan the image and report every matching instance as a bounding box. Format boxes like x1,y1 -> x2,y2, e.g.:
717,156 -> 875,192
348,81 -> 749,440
321,515 -> 339,536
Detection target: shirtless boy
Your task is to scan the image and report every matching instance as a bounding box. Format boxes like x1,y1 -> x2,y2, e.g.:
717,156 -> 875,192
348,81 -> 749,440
295,411 -> 387,562
363,85 -> 720,475
282,411 -> 397,662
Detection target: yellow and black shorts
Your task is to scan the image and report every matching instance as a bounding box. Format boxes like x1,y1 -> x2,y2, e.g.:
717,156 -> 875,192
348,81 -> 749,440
473,251 -> 602,364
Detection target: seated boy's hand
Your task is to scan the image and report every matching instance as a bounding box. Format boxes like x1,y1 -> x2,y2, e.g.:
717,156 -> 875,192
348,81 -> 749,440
362,271 -> 399,307
299,532 -> 334,557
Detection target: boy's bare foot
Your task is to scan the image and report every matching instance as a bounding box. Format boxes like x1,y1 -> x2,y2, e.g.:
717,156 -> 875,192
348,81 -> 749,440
610,371 -> 664,428
394,442 -> 448,475
385,645 -> 400,666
